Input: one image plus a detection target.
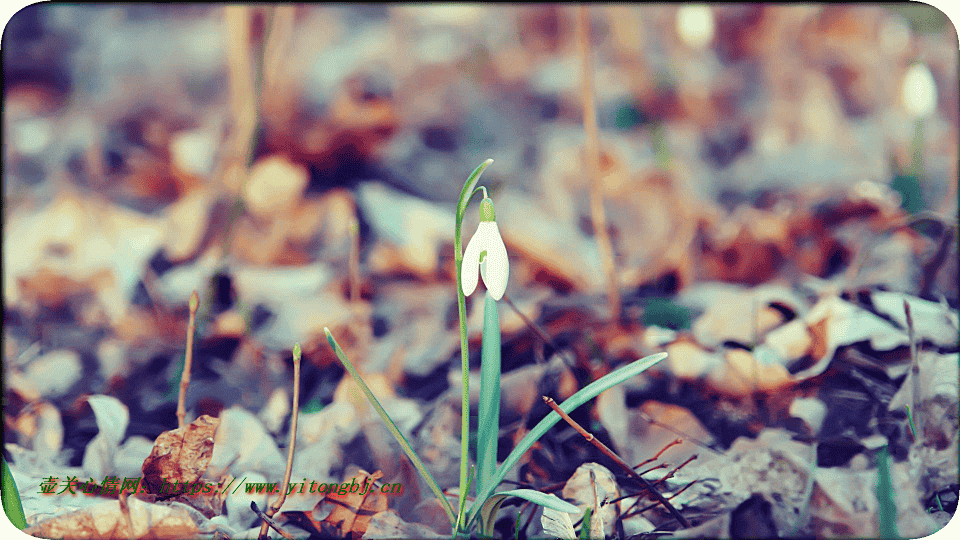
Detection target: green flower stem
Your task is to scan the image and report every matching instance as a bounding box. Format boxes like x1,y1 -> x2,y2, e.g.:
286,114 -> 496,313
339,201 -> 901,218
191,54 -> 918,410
477,293 -> 501,498
454,159 -> 493,531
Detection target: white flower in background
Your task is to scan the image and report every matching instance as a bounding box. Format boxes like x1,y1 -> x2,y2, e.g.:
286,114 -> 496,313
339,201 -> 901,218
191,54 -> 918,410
676,5 -> 715,50
902,62 -> 938,118
461,197 -> 509,300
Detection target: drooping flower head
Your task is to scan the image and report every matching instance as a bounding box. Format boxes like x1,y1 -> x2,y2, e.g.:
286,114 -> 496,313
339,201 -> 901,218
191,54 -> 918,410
461,197 -> 508,300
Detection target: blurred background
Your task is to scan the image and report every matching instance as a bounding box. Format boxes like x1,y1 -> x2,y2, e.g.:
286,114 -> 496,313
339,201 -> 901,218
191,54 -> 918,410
2,4 -> 959,537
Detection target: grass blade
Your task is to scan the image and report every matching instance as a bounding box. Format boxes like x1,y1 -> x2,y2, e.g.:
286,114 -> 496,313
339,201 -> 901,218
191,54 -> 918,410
324,327 -> 457,527
875,445 -> 899,539
468,352 -> 668,527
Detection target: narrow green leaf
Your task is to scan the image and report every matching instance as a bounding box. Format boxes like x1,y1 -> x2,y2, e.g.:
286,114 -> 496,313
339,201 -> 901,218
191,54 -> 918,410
480,489 -> 580,536
324,327 -> 456,527
876,445 -> 899,539
579,507 -> 593,540
477,294 -> 501,497
457,159 -> 494,229
2,458 -> 27,530
468,352 -> 668,527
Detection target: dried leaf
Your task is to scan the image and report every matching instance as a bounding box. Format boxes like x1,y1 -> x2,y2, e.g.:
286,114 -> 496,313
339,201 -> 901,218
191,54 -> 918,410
362,509 -> 446,539
141,415 -> 220,495
209,406 -> 285,479
312,469 -> 388,538
561,463 -> 619,538
541,506 -> 577,539
82,395 -> 129,480
24,498 -> 199,539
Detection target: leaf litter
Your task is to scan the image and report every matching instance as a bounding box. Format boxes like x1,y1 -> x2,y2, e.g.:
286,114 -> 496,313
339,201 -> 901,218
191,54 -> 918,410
3,4 -> 958,539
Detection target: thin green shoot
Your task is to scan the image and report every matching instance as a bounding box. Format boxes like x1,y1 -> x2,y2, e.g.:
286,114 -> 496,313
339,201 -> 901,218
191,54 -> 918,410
579,507 -> 594,540
905,405 -> 918,439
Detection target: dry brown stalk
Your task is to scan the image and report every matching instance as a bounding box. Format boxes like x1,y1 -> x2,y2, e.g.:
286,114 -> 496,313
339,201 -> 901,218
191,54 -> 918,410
543,396 -> 689,528
176,291 -> 199,429
257,344 -> 302,540
576,5 -> 621,321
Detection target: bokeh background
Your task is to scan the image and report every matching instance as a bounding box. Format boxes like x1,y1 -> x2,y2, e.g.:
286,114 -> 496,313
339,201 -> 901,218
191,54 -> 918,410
3,4 -> 959,539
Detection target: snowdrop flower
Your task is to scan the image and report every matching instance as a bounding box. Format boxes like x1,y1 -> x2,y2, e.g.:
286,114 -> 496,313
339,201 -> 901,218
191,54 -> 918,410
461,197 -> 509,300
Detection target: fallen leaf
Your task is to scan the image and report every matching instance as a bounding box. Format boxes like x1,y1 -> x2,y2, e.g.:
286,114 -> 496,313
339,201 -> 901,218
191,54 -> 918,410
311,468 -> 388,538
540,506 -> 576,540
24,497 -> 199,539
362,509 -> 446,539
209,406 -> 285,479
561,463 -> 619,538
82,395 -> 129,481
141,415 -> 220,495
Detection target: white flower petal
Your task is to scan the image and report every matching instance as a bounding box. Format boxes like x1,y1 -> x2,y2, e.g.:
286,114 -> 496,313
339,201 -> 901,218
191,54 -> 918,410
480,222 -> 509,300
461,225 -> 484,296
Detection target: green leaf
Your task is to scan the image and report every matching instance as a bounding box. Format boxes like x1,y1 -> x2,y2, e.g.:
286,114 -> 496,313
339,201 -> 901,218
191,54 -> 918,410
324,328 -> 456,528
2,458 -> 27,530
468,352 -> 668,528
479,489 -> 579,537
876,445 -> 899,539
457,159 -> 494,231
579,507 -> 593,540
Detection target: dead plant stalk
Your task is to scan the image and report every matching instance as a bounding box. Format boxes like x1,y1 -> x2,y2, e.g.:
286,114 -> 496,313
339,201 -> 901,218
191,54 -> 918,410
176,291 -> 199,429
576,5 -> 621,321
258,344 -> 302,540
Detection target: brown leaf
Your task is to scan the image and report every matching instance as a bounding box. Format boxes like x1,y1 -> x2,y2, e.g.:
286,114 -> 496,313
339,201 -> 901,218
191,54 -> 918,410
310,469 -> 388,538
141,415 -> 220,495
24,498 -> 198,539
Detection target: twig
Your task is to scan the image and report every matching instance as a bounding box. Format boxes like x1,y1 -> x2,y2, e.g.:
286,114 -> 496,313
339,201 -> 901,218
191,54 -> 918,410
634,409 -> 725,456
575,5 -> 621,322
257,343 -> 302,540
501,292 -> 576,368
634,438 -> 682,470
543,396 -> 689,528
118,490 -> 136,540
625,479 -> 699,519
251,501 -> 295,540
177,291 -> 199,429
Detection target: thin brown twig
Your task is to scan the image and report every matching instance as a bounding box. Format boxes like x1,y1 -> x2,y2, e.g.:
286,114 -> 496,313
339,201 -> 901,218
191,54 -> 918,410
624,479 -> 700,520
118,490 -> 136,540
501,292 -> 576,368
575,5 -> 620,322
543,396 -> 689,528
257,344 -> 302,540
634,438 -> 682,470
177,291 -> 199,429
251,501 -> 296,540
634,409 -> 725,456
